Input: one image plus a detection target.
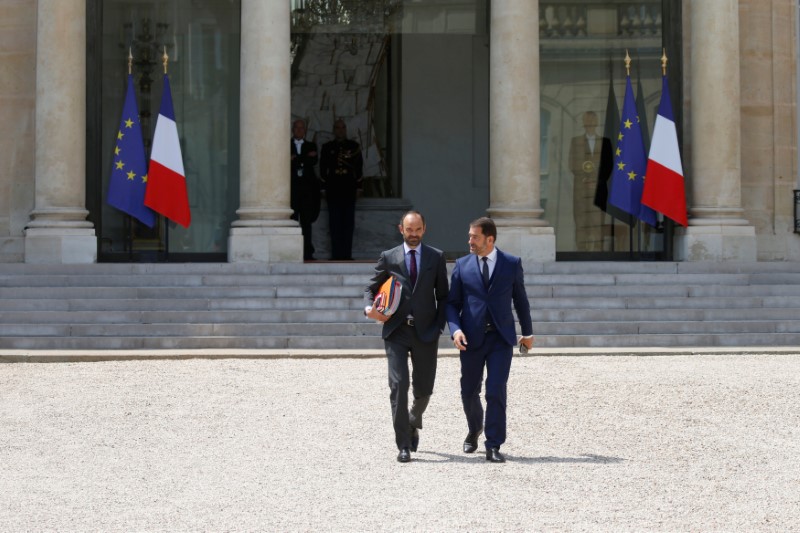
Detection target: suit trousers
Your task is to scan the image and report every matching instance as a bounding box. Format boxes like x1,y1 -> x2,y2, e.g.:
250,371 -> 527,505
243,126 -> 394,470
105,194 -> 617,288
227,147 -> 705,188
384,323 -> 438,450
460,330 -> 513,450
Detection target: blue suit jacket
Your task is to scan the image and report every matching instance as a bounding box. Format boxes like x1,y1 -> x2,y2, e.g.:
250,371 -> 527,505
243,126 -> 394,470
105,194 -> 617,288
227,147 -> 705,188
446,248 -> 533,348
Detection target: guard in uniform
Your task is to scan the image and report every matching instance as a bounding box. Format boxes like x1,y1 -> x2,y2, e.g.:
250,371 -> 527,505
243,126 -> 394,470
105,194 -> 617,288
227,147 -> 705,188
321,119 -> 363,260
291,119 -> 321,260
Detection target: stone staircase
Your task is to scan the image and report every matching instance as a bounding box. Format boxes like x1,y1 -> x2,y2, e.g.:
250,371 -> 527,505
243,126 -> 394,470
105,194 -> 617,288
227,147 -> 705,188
1,262 -> 800,350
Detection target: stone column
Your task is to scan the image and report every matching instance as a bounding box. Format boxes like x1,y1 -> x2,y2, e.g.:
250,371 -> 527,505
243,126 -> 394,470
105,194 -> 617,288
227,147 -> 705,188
228,0 -> 302,262
675,0 -> 756,261
24,0 -> 96,263
487,0 -> 554,263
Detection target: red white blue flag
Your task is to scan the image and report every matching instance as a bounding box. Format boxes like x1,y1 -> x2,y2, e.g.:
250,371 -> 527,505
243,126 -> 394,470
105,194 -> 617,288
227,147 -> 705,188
144,74 -> 191,228
642,75 -> 688,226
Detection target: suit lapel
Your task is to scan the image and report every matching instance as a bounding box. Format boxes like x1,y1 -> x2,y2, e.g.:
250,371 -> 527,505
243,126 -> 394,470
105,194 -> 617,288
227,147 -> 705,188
489,251 -> 505,291
419,244 -> 435,272
395,246 -> 410,282
466,254 -> 489,293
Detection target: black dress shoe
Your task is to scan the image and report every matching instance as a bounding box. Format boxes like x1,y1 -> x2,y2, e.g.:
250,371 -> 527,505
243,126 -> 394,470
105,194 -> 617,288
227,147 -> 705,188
486,447 -> 505,463
397,448 -> 411,463
410,427 -> 419,452
463,428 -> 483,454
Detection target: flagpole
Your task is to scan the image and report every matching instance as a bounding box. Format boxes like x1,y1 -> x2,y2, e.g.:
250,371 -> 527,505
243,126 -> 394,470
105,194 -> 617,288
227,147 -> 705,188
127,48 -> 133,260
661,48 -> 673,261
624,49 -> 634,258
165,47 -> 170,262
162,45 -> 169,262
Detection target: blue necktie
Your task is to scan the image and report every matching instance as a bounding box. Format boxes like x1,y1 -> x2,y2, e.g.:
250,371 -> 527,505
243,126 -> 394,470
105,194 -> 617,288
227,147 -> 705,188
482,257 -> 490,288
409,249 -> 417,287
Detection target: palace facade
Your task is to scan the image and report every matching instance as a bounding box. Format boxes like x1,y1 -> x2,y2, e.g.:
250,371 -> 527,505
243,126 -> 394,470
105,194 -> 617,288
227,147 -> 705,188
1,0 -> 798,264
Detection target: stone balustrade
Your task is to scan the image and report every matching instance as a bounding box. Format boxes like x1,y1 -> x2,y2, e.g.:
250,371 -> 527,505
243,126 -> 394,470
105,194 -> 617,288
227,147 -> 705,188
539,2 -> 661,39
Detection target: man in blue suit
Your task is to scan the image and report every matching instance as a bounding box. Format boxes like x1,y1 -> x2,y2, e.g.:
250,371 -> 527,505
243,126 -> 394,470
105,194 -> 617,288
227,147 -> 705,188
446,217 -> 534,463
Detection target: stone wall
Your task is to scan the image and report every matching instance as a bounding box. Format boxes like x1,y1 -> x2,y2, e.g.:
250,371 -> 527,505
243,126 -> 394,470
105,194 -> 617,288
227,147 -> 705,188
0,1 -> 36,262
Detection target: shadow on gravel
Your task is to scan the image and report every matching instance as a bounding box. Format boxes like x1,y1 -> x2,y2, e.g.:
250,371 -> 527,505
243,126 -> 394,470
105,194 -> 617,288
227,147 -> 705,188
508,454 -> 625,465
410,452 -> 624,464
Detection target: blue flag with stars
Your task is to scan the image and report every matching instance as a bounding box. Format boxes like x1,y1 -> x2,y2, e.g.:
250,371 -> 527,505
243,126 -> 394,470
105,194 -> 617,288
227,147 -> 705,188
608,75 -> 656,226
107,74 -> 156,227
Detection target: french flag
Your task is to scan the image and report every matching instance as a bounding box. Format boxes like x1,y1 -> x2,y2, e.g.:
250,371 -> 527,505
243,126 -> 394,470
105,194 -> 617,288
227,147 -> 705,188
642,75 -> 688,226
144,74 -> 191,228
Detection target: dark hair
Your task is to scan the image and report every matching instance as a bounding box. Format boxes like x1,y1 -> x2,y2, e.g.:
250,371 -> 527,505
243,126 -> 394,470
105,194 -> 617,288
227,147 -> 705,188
469,216 -> 496,240
400,210 -> 426,227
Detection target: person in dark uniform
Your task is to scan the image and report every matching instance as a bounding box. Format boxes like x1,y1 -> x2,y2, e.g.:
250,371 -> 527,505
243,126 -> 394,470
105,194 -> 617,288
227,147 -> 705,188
320,119 -> 363,260
290,119 -> 321,261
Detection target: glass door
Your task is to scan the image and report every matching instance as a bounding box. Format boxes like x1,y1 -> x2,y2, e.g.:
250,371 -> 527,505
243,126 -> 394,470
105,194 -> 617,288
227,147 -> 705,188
539,0 -> 681,260
88,0 -> 241,261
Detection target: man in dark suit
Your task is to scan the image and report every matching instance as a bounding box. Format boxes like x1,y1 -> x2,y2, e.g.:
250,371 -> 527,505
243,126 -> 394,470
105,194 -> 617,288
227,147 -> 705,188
446,217 -> 534,463
365,211 -> 449,463
320,119 -> 363,260
290,119 -> 322,260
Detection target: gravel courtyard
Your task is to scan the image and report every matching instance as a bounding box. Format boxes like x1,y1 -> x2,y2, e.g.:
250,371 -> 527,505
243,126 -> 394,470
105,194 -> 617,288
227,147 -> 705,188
2,354 -> 799,531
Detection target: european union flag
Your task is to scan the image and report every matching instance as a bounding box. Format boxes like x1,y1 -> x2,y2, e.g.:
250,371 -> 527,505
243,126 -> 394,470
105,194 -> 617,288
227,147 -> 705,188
608,75 -> 657,227
107,74 -> 156,227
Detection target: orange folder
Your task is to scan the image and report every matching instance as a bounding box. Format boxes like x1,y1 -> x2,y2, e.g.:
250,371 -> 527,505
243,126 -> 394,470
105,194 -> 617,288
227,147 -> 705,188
373,275 -> 402,317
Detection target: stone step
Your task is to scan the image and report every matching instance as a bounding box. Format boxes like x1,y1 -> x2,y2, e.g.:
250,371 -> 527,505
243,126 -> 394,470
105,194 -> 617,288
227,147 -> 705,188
6,293 -> 800,313
547,284 -> 800,298
0,286 -> 278,299
0,297 -> 366,312
0,273 -> 367,288
4,302 -> 800,326
559,332 -> 800,348
0,309 -> 368,324
533,307 -> 800,322
5,282 -> 800,303
4,261 -> 800,277
0,272 -> 788,287
5,319 -> 800,339
6,331 -> 800,350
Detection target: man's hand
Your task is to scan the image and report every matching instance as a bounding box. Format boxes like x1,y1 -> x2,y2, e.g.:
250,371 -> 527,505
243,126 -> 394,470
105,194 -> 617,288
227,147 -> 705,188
519,336 -> 534,351
453,331 -> 468,351
366,306 -> 389,323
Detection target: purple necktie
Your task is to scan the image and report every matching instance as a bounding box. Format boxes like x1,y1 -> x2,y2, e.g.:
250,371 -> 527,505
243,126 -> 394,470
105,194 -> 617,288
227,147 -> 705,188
409,249 -> 417,287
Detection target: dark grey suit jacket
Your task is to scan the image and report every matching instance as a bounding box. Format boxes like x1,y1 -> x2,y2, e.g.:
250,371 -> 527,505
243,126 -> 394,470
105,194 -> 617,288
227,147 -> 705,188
365,243 -> 449,343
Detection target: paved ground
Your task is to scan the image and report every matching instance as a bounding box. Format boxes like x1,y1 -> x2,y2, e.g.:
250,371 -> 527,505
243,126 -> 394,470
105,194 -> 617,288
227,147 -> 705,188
2,353 -> 799,531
